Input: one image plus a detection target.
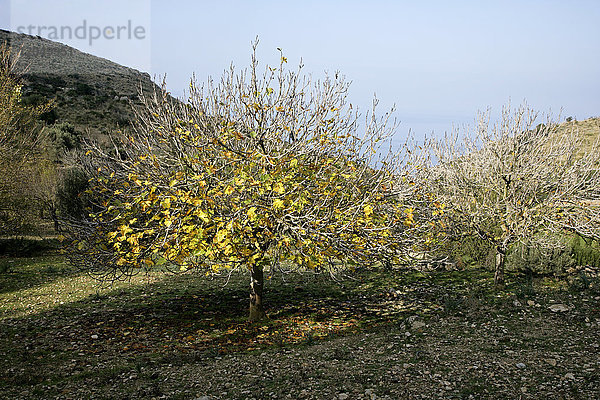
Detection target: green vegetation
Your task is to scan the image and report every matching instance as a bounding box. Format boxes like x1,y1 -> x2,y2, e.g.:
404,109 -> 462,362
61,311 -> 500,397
47,122 -> 82,153
0,41 -> 53,238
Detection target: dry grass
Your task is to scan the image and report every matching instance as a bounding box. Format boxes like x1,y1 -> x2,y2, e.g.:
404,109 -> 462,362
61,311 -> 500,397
555,117 -> 600,156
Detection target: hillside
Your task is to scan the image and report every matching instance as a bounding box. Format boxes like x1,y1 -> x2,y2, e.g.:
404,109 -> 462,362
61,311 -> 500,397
0,29 -> 159,139
557,117 -> 600,153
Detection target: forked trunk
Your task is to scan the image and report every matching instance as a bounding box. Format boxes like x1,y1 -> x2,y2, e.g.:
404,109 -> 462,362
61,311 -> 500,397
248,263 -> 266,322
494,249 -> 506,288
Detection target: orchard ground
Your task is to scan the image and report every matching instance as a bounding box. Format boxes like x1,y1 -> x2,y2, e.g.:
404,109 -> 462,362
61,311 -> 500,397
0,256 -> 599,399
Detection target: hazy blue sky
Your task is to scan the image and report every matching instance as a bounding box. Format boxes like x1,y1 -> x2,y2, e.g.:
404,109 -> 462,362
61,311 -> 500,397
2,0 -> 599,139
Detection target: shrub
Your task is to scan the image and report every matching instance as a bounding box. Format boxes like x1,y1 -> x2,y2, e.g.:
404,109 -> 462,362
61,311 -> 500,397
47,122 -> 82,151
56,167 -> 89,221
447,235 -> 494,269
570,235 -> 600,267
506,238 -> 574,276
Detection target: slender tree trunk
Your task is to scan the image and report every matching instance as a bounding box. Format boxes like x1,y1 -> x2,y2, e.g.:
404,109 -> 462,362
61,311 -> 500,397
248,263 -> 266,322
50,206 -> 59,232
494,247 -> 506,288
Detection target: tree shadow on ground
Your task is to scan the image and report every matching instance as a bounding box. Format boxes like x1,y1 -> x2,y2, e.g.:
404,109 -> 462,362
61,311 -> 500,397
0,265 -> 505,394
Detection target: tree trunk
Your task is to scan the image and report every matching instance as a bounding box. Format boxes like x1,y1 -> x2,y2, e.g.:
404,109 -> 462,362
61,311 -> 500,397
248,263 -> 266,322
494,248 -> 506,288
50,206 -> 59,232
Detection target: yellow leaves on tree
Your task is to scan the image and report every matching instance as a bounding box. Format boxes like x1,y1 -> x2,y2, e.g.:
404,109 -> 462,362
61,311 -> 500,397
62,42 -> 428,321
404,208 -> 415,227
247,207 -> 258,222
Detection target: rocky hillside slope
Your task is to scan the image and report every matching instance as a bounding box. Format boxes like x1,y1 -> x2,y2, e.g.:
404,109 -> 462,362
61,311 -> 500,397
0,29 -> 159,139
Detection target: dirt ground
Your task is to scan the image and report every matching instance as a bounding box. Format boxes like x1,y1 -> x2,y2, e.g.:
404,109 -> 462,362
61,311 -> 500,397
1,257 -> 599,399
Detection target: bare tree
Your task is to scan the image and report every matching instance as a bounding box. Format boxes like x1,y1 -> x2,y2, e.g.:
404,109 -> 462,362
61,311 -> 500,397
425,104 -> 600,286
